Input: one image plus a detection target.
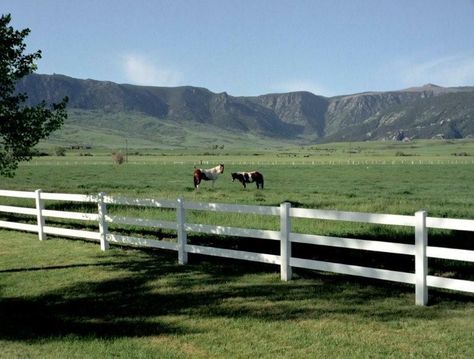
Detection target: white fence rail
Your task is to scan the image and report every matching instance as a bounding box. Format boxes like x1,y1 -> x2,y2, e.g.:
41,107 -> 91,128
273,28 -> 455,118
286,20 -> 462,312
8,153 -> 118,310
1,189 -> 473,306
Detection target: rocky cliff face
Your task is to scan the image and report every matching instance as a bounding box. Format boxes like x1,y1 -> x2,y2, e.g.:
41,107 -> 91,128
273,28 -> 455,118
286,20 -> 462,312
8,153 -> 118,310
16,74 -> 474,142
253,92 -> 328,138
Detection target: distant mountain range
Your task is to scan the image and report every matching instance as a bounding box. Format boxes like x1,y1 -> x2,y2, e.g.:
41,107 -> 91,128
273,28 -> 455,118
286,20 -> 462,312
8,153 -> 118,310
16,74 -> 474,147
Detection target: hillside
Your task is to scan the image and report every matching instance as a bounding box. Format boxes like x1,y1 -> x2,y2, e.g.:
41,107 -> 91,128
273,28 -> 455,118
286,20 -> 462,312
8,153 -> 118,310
15,74 -> 474,148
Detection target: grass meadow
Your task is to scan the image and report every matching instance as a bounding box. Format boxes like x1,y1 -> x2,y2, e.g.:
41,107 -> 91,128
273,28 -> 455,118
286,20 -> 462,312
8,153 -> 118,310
1,139 -> 473,357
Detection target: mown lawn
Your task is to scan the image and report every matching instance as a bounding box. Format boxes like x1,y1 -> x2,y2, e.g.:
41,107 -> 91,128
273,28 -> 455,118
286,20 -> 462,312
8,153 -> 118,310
1,230 -> 473,358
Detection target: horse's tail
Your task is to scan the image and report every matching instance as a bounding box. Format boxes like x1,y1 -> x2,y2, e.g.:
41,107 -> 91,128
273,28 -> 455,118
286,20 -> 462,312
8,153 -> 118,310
193,169 -> 202,188
255,171 -> 264,189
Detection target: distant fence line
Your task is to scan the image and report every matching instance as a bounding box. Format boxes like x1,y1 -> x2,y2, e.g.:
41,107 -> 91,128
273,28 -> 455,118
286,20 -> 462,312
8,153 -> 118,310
22,159 -> 474,167
0,189 -> 473,306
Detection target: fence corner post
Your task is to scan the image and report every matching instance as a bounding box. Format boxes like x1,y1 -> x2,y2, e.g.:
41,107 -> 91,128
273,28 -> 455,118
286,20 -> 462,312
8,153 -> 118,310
415,210 -> 428,306
177,197 -> 188,264
97,192 -> 109,251
280,202 -> 292,281
35,189 -> 46,241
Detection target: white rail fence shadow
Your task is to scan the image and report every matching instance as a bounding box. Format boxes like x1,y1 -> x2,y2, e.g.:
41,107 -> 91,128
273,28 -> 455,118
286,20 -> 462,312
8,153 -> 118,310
1,189 -> 473,306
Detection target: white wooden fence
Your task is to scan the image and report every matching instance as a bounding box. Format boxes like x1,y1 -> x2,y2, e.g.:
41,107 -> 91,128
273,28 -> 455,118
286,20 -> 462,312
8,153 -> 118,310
1,189 -> 473,306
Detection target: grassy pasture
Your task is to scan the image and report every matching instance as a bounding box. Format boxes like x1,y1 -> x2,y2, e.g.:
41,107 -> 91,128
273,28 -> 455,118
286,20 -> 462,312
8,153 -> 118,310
1,231 -> 473,358
3,141 -> 474,219
1,139 -> 473,357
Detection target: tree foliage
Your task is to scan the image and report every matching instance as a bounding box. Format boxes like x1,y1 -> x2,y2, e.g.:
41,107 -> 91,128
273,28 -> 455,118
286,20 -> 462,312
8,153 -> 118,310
0,13 -> 68,177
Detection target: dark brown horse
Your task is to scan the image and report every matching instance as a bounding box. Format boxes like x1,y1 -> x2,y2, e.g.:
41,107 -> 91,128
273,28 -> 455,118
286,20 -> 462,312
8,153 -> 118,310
231,171 -> 264,189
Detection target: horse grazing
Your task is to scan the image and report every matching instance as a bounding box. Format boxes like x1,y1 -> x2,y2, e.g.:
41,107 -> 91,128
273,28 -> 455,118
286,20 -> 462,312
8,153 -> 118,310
231,171 -> 264,189
193,164 -> 224,189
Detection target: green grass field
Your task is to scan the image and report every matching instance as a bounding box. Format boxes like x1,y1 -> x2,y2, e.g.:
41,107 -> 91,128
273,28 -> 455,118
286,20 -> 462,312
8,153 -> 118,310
1,139 -> 473,357
4,140 -> 474,219
1,231 -> 473,358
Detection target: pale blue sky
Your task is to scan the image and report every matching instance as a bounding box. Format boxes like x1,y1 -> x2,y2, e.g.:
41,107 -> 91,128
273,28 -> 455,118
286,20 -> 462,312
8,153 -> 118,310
5,0 -> 474,96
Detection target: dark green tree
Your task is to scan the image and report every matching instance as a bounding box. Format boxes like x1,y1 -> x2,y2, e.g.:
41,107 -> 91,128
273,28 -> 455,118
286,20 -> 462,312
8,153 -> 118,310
0,13 -> 68,177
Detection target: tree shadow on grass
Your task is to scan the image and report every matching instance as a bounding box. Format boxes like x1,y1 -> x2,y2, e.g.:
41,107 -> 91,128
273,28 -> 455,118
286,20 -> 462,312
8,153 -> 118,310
0,247 -> 472,342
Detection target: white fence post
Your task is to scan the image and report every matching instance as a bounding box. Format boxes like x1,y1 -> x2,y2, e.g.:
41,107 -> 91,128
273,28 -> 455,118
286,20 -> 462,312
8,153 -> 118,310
280,202 -> 292,281
415,210 -> 428,306
177,197 -> 188,264
35,189 -> 46,241
97,192 -> 109,251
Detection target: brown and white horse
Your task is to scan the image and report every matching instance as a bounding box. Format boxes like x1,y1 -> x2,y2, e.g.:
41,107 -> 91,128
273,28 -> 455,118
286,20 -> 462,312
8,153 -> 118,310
231,171 -> 264,189
193,164 -> 224,189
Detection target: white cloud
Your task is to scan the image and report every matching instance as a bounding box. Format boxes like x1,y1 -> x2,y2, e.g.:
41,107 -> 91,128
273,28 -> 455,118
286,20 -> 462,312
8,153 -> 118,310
394,53 -> 474,87
271,80 -> 333,97
121,54 -> 182,86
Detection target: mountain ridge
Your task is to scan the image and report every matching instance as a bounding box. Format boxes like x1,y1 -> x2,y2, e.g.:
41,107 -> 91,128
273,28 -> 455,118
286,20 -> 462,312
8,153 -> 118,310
16,74 -> 474,146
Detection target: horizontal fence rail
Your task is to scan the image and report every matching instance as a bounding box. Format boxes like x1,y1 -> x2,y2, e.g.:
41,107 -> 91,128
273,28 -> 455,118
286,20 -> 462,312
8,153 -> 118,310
1,188 -> 473,306
290,207 -> 417,226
